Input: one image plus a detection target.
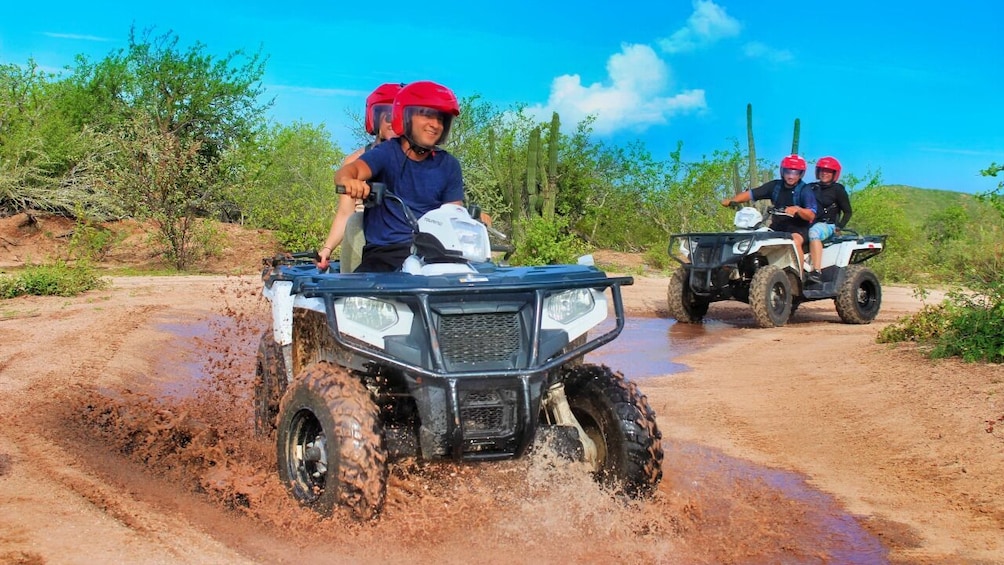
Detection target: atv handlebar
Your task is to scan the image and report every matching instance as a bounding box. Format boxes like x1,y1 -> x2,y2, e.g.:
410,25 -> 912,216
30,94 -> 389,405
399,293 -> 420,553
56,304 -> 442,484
335,181 -> 385,208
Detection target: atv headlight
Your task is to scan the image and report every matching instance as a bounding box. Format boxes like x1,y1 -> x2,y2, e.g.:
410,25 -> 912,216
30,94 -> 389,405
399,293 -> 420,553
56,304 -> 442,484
449,218 -> 490,262
343,297 -> 399,331
678,238 -> 690,258
546,289 -> 595,324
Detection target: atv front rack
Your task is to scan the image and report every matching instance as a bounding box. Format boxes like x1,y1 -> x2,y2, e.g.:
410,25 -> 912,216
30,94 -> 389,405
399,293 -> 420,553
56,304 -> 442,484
266,263 -> 633,380
668,231 -> 792,269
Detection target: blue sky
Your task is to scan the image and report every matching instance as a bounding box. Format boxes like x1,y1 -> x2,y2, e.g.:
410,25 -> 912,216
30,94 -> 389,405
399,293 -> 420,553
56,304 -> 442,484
2,1 -> 1002,194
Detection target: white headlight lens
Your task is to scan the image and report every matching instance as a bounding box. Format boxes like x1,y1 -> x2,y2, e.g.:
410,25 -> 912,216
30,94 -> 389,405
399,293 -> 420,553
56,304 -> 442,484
449,218 -> 488,261
343,297 -> 399,331
546,289 -> 596,324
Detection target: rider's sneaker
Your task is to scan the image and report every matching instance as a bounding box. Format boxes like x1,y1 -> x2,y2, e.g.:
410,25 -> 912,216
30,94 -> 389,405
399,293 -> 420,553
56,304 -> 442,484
806,272 -> 822,285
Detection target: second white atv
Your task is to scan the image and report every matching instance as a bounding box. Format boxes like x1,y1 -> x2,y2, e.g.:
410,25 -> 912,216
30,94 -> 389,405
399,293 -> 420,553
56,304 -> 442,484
667,207 -> 885,328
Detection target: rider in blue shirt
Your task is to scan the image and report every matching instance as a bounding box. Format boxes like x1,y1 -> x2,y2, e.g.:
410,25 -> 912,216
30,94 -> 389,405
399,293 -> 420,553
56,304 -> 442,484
334,81 -> 465,272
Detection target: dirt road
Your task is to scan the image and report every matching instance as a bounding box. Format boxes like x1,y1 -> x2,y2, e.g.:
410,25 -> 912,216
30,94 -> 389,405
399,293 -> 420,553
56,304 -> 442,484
1,272 -> 1002,564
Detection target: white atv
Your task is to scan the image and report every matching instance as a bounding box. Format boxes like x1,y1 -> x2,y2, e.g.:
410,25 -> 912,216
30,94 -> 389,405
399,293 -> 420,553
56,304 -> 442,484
257,185 -> 663,519
666,206 -> 885,328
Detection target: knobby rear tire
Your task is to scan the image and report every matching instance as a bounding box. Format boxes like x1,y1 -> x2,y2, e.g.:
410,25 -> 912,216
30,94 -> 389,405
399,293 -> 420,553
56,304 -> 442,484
835,264 -> 882,324
254,331 -> 287,437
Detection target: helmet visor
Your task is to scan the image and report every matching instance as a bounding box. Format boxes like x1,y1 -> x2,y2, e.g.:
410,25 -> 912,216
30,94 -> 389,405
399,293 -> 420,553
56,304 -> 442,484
781,167 -> 804,177
404,106 -> 455,146
370,104 -> 393,128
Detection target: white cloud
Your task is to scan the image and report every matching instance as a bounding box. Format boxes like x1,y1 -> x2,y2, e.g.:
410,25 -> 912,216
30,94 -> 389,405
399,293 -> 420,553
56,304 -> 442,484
268,84 -> 367,98
43,32 -> 112,42
527,44 -> 706,136
743,41 -> 794,64
658,0 -> 741,54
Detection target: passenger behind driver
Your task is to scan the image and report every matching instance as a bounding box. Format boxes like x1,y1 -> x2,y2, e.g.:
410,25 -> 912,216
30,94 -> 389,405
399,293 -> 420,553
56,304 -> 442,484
318,82 -> 404,270
805,156 -> 852,284
720,154 -> 818,271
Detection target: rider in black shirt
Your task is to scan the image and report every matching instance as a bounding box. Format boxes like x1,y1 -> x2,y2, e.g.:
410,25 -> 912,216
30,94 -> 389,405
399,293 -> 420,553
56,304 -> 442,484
806,156 -> 852,284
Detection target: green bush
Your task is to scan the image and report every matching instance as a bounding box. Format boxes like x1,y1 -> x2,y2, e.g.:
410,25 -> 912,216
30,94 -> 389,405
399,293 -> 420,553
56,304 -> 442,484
877,303 -> 951,344
509,216 -> 589,266
930,281 -> 1004,363
0,261 -> 107,298
643,246 -> 673,272
69,211 -> 124,262
878,279 -> 1004,363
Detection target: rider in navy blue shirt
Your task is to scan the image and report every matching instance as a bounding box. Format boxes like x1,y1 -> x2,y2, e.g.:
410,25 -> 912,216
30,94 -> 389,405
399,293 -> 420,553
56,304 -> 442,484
334,81 -> 465,272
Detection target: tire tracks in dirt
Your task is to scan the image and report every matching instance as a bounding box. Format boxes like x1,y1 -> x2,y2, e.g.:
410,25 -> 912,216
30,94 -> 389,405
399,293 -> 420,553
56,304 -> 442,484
0,425 -> 256,564
0,293 -> 256,563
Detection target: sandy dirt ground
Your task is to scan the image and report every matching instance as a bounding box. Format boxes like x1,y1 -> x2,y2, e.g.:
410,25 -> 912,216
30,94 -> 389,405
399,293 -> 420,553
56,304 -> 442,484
1,216 -> 1003,564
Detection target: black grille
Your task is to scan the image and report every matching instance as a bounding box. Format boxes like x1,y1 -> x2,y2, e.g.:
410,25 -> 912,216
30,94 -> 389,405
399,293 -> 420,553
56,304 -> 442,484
459,389 -> 516,436
439,312 -> 521,364
691,244 -> 722,267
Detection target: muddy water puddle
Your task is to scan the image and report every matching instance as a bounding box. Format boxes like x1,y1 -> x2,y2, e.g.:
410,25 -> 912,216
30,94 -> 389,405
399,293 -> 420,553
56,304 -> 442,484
586,317 -> 735,378
72,312 -> 889,562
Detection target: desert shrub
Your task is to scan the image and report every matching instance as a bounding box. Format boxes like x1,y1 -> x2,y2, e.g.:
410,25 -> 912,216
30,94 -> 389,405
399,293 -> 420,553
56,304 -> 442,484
509,216 -> 589,266
878,279 -> 1004,363
930,280 -> 1004,363
643,246 -> 673,272
877,303 -> 951,344
68,207 -> 124,262
0,260 -> 106,298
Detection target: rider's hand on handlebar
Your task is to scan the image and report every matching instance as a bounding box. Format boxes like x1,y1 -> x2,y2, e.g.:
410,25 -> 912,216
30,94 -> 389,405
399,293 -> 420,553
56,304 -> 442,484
338,179 -> 371,200
316,246 -> 333,271
721,197 -> 733,207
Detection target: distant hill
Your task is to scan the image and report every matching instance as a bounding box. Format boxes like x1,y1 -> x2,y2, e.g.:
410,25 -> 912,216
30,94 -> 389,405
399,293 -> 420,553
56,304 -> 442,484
871,184 -> 990,227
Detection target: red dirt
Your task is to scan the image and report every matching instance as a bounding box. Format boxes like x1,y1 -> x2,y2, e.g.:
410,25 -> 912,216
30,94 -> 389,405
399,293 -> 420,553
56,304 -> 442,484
1,215 -> 1002,563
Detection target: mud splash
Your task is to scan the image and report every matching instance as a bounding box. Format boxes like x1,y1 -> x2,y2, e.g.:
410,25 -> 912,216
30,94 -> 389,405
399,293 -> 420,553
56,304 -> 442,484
57,278 -> 889,563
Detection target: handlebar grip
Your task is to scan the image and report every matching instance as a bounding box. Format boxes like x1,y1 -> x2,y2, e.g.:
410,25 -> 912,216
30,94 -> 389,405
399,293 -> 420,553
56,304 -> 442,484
336,183 -> 385,208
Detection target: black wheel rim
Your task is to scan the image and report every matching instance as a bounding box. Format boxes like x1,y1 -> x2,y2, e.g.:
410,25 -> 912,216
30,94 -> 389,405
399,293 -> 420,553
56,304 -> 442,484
770,280 -> 788,316
286,409 -> 328,501
857,280 -> 878,314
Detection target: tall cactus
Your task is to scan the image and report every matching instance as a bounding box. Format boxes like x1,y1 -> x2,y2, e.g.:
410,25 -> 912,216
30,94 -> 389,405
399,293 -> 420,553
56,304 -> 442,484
791,118 -> 800,155
746,103 -> 758,190
526,127 -> 541,215
491,113 -> 563,244
541,112 -> 560,220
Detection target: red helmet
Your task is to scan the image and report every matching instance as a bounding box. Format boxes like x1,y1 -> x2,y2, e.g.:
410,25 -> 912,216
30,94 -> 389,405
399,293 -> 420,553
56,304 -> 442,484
391,80 -> 460,146
364,83 -> 404,135
779,154 -> 807,179
815,156 -> 842,182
